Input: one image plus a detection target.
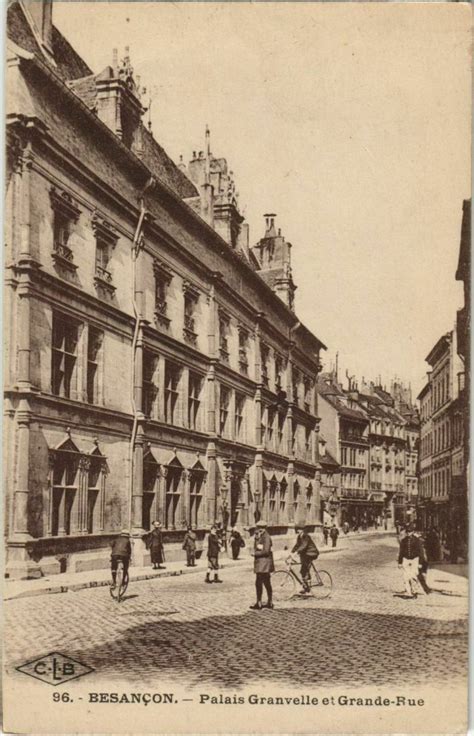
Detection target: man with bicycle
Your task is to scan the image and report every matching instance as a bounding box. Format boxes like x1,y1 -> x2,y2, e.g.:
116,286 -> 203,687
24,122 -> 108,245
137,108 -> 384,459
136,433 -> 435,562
110,529 -> 132,590
291,525 -> 320,594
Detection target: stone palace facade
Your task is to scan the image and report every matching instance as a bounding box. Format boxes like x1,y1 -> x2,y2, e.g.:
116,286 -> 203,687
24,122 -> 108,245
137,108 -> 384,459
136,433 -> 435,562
5,0 -> 326,577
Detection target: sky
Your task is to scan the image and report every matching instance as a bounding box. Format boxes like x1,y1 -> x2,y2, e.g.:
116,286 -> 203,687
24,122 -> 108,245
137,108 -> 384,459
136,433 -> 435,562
53,2 -> 471,397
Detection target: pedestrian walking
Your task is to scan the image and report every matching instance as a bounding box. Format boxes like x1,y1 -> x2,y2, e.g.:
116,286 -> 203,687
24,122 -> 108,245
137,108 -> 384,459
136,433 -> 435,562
425,526 -> 442,563
205,526 -> 223,584
343,521 -> 350,535
415,533 -> 431,595
291,525 -> 320,594
398,524 -> 422,598
145,521 -> 165,570
182,525 -> 197,567
329,524 -> 339,548
229,527 -> 245,560
322,523 -> 330,545
250,520 -> 274,610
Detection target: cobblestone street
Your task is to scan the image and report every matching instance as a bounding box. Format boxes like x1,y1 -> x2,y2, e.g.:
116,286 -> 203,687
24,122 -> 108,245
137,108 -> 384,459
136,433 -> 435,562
4,535 -> 468,691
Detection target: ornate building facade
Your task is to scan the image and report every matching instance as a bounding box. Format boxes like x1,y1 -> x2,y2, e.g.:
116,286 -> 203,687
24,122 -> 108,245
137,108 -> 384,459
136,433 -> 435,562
5,0 -> 325,577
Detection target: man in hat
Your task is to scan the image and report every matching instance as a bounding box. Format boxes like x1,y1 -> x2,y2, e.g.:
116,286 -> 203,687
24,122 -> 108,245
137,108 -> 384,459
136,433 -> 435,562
250,520 -> 274,610
291,525 -> 320,594
110,529 -> 132,589
205,526 -> 223,583
398,523 -> 422,598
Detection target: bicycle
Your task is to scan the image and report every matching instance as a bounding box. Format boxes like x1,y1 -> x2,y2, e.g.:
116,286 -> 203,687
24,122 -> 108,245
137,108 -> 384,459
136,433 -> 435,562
272,557 -> 333,601
109,559 -> 129,603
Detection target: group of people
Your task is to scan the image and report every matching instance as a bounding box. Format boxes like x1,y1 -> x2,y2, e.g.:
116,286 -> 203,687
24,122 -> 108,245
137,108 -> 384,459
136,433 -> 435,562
322,523 -> 340,547
109,519 -> 321,609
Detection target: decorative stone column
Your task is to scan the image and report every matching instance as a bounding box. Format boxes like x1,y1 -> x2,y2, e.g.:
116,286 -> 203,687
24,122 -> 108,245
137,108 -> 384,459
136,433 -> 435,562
206,442 -> 217,524
12,399 -> 32,540
131,419 -> 145,534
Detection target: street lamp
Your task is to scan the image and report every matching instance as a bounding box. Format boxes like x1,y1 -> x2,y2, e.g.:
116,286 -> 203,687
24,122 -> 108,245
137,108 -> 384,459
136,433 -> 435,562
253,489 -> 261,524
220,486 -> 229,547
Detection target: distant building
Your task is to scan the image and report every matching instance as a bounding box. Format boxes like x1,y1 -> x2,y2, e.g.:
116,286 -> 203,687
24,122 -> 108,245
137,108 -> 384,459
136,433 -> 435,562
317,374 -> 419,530
417,331 -> 464,538
417,200 -> 470,556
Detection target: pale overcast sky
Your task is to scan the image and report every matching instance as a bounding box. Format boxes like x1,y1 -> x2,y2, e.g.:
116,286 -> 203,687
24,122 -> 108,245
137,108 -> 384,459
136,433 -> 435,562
54,2 -> 471,396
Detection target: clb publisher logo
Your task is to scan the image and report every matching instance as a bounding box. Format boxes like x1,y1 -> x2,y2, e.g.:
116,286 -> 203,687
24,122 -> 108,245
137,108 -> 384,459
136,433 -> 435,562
16,652 -> 94,685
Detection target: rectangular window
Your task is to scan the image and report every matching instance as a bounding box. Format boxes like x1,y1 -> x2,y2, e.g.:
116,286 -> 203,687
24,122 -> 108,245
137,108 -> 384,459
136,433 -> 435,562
266,406 -> 275,447
143,351 -> 159,418
164,362 -> 181,424
52,313 -> 80,398
275,354 -> 284,391
238,327 -> 249,375
95,235 -> 113,284
53,210 -> 72,256
303,377 -> 312,413
153,261 -> 173,328
292,369 -> 300,407
261,343 -> 269,386
219,313 -> 230,363
277,410 -> 286,450
305,426 -> 311,459
87,327 -> 103,404
235,393 -> 246,440
183,287 -> 198,346
51,451 -> 79,536
219,385 -> 230,436
188,372 -> 202,430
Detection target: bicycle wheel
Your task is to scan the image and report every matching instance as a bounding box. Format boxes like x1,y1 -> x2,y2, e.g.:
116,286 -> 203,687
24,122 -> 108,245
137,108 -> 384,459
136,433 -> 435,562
272,571 -> 297,601
117,563 -> 128,602
310,567 -> 333,600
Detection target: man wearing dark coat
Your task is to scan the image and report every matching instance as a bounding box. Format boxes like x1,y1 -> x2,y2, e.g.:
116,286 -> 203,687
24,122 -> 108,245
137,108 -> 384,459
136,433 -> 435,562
146,521 -> 165,570
205,526 -> 223,583
250,520 -> 274,610
110,530 -> 132,588
291,526 -> 320,593
182,525 -> 197,567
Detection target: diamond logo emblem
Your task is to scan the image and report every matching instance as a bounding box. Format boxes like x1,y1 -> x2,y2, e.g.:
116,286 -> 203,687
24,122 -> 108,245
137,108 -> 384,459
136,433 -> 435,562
16,652 -> 94,685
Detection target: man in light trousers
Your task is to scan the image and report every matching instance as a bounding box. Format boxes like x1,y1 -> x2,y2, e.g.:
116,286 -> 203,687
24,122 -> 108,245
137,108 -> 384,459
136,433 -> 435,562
398,524 -> 422,598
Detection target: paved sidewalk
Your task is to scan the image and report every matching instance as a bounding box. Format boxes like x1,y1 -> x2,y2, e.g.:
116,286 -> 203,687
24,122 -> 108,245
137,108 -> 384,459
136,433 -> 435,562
3,530 -> 390,601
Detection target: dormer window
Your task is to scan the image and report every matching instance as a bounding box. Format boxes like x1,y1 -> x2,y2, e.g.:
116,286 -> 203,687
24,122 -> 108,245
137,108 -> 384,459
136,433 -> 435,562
50,187 -> 80,272
92,213 -> 117,296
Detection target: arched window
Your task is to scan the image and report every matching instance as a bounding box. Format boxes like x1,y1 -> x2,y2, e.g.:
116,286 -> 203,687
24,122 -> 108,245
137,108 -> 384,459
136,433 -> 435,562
143,448 -> 159,531
165,457 -> 183,529
189,460 -> 206,527
49,433 -> 107,536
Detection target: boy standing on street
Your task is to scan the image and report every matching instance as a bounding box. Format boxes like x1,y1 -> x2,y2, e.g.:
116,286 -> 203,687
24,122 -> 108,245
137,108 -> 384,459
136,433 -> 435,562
205,526 -> 223,584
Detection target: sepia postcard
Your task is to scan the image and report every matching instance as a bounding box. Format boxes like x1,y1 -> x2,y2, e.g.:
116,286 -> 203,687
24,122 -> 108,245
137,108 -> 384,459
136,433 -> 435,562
2,1 -> 471,733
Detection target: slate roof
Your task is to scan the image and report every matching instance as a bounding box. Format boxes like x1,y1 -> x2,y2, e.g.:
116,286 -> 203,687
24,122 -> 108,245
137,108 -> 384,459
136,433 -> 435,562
7,1 -> 199,201
317,381 -> 369,422
320,449 -> 340,470
7,1 -> 93,80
